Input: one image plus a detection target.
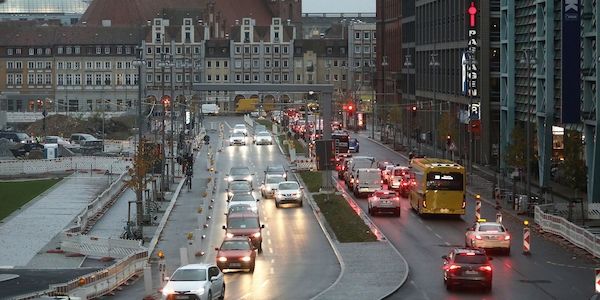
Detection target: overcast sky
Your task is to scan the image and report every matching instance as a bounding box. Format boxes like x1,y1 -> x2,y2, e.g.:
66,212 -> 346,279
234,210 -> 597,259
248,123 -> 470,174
302,0 -> 375,13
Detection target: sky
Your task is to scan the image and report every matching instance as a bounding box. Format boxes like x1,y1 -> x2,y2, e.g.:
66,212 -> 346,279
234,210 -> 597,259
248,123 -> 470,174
302,0 -> 375,13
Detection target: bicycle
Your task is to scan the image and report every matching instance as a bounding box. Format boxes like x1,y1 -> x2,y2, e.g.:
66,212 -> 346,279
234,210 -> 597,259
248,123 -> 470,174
185,174 -> 193,191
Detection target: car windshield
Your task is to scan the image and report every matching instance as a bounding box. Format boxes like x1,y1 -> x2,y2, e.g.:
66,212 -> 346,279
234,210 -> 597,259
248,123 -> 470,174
235,125 -> 246,129
349,139 -> 358,144
228,217 -> 259,229
257,131 -> 270,137
279,182 -> 299,190
267,166 -> 284,173
221,240 -> 251,250
393,168 -> 409,176
232,132 -> 245,138
266,176 -> 284,184
454,254 -> 488,264
479,224 -> 505,232
231,194 -> 254,202
375,192 -> 397,199
228,205 -> 253,214
17,133 -> 30,139
231,168 -> 250,176
45,137 -> 58,143
170,269 -> 207,281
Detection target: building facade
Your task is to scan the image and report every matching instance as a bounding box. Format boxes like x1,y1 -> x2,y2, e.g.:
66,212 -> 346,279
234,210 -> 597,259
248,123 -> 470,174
0,0 -> 90,25
377,0 -> 500,166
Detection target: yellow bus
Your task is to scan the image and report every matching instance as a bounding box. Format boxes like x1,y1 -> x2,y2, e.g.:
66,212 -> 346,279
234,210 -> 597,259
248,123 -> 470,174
236,98 -> 259,113
409,158 -> 466,216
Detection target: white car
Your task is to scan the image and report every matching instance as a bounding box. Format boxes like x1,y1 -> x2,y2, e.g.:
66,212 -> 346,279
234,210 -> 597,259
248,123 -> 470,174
227,192 -> 259,213
261,174 -> 285,198
465,220 -> 511,255
254,131 -> 273,145
229,132 -> 246,146
274,181 -> 303,208
368,189 -> 401,217
161,263 -> 225,300
233,124 -> 248,136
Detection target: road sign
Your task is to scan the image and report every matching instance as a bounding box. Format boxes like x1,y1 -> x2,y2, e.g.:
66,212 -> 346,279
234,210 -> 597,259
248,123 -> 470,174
523,227 -> 531,254
596,268 -> 600,293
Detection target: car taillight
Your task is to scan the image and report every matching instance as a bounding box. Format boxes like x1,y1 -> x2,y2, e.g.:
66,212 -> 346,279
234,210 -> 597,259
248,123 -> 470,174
479,265 -> 492,272
422,200 -> 426,208
504,235 -> 511,240
475,235 -> 482,240
253,232 -> 261,238
380,180 -> 384,184
393,197 -> 400,201
444,264 -> 461,271
462,196 -> 466,209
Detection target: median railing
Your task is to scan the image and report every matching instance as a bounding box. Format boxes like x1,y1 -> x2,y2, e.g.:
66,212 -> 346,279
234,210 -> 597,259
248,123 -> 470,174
535,205 -> 600,258
0,156 -> 132,176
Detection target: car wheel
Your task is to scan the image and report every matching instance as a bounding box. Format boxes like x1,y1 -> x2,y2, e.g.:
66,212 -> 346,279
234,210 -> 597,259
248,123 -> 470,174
505,247 -> 511,256
298,200 -> 303,207
395,208 -> 401,217
208,290 -> 212,300
445,281 -> 452,291
483,283 -> 492,293
258,244 -> 263,253
249,263 -> 255,273
275,201 -> 280,208
368,206 -> 372,215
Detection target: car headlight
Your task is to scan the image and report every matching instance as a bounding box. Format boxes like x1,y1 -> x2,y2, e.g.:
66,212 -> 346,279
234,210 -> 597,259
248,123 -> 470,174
241,256 -> 251,262
245,176 -> 252,181
226,233 -> 234,238
218,256 -> 227,262
162,287 -> 175,295
190,287 -> 205,295
252,232 -> 261,238
227,176 -> 233,182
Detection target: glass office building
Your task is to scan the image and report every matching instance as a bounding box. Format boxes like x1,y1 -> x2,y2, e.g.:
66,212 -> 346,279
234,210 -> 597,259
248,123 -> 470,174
0,0 -> 90,25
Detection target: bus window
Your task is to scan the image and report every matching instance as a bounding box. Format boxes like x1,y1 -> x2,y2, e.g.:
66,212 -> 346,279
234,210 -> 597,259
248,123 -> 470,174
426,172 -> 463,191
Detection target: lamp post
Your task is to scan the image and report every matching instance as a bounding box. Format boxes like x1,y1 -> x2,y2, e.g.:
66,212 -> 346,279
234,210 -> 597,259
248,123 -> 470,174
520,48 -> 535,204
404,54 -> 413,149
429,52 -> 440,157
157,56 -> 173,191
375,56 -> 388,139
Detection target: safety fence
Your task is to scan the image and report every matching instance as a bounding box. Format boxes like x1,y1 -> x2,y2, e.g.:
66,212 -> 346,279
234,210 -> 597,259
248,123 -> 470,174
0,156 -> 132,176
535,205 -> 600,258
292,158 -> 316,171
244,114 -> 254,128
61,232 -> 144,259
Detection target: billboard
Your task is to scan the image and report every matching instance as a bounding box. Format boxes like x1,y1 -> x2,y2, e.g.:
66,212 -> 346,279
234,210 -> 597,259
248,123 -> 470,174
561,0 -> 581,123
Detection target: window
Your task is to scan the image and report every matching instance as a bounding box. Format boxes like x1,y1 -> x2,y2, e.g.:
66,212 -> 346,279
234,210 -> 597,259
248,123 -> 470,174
341,47 -> 346,55
96,47 -> 101,54
334,60 -> 339,67
265,46 -> 271,54
216,75 -> 220,81
274,60 -> 280,68
104,47 -> 110,54
28,62 -> 35,69
334,74 -> 339,81
235,60 -> 242,68
57,62 -> 64,69
274,46 -> 280,54
296,74 -> 301,81
117,46 -> 123,54
283,73 -> 288,81
224,61 -> 228,68
125,47 -> 131,54
45,48 -> 51,55
66,47 -> 72,54
354,46 -> 361,54
36,61 -> 43,69
342,74 -> 346,81
253,46 -> 259,54
66,74 -> 73,85
116,62 -> 123,69
244,74 -> 250,81
283,60 -> 288,68
265,74 -> 271,81
45,74 -> 52,85
66,62 -> 72,69
235,46 -> 241,54
176,74 -> 182,82
355,32 -> 361,39
364,32 -> 370,40
15,74 -> 22,85
95,61 -> 102,69
283,46 -> 289,54
45,62 -> 51,69
95,74 -> 102,85
176,47 -> 182,54
156,47 -> 161,54
36,48 -> 42,55
28,48 -> 34,55
253,60 -> 259,68
265,60 -> 271,68
235,74 -> 241,82
364,46 -> 370,53
207,61 -> 212,68
15,61 -> 22,69
253,74 -> 258,81
146,60 -> 152,68
6,61 -> 14,69
125,62 -> 131,69
216,61 -> 220,68
126,74 -> 132,85
7,73 -> 14,85
244,46 -> 250,54
194,47 -> 200,54
7,48 -> 13,55
274,74 -> 280,82
28,73 -> 34,85
147,74 -> 153,82
325,74 -> 331,81
224,75 -> 228,81
147,47 -> 152,54
15,48 -> 21,55
104,74 -> 112,85
86,62 -> 92,69
75,74 -> 81,85
86,74 -> 92,85
57,74 -> 64,85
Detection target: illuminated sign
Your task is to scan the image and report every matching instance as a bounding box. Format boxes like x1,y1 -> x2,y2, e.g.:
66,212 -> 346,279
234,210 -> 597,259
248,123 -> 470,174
466,1 -> 478,98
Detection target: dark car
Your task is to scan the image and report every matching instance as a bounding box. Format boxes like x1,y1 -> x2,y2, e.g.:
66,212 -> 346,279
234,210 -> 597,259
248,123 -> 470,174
223,212 -> 264,252
0,131 -> 33,144
348,138 -> 359,153
442,248 -> 493,292
226,181 -> 253,200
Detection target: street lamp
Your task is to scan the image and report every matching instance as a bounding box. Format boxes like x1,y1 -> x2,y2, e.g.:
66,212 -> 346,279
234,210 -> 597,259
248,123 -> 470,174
429,52 -> 440,157
133,47 -> 146,148
520,48 -> 536,205
404,54 -> 413,149
375,55 -> 388,139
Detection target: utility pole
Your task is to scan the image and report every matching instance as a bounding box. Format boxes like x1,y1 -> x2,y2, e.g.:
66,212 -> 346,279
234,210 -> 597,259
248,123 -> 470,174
429,52 -> 440,157
170,40 -> 176,185
376,56 -> 388,140
521,48 -> 535,204
404,54 -> 413,149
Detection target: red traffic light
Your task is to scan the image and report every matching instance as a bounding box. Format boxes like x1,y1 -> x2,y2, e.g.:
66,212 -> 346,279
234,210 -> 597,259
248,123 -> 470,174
348,105 -> 354,111
412,106 -> 417,111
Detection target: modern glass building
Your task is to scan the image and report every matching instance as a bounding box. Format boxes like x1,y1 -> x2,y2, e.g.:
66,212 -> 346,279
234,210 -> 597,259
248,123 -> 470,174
0,0 -> 90,25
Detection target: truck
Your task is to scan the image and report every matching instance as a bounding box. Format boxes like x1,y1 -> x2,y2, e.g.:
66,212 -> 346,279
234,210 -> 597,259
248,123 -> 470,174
201,103 -> 220,115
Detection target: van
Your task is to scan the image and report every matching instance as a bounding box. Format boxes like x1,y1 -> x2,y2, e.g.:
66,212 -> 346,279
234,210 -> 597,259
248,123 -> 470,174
346,156 -> 376,189
201,103 -> 220,115
70,133 -> 103,154
353,168 -> 383,198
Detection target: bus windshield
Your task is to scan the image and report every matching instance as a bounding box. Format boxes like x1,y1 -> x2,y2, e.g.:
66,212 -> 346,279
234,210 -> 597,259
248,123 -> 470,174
426,172 -> 463,191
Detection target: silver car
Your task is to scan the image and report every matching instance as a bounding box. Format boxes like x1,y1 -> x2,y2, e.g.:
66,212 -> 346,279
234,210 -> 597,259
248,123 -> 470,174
261,174 -> 285,198
226,167 -> 254,187
254,131 -> 273,145
227,180 -> 253,200
161,263 -> 225,300
274,181 -> 304,208
229,132 -> 247,145
227,192 -> 259,213
233,124 -> 248,136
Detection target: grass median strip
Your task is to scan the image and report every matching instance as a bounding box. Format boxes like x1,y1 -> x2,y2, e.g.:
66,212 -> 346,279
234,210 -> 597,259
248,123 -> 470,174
313,193 -> 378,243
0,178 -> 61,221
299,171 -> 322,193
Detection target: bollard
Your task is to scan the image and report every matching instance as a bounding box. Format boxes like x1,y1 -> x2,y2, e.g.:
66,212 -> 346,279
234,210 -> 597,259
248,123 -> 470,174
180,247 -> 189,265
475,194 -> 481,221
523,220 -> 531,255
158,250 -> 167,286
143,265 -> 153,296
194,228 -> 203,253
496,211 -> 503,224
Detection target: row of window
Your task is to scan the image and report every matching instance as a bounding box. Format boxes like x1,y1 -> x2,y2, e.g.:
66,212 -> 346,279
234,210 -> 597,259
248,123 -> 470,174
6,46 -> 136,56
233,72 -> 291,83
233,59 -> 290,69
55,73 -> 140,86
354,30 -> 376,40
233,45 -> 290,55
5,61 -> 139,70
147,45 -> 201,55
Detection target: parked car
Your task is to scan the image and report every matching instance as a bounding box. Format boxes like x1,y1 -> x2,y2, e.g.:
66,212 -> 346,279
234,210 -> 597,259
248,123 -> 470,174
161,263 -> 225,300
0,131 -> 33,144
215,236 -> 257,272
70,133 -> 103,154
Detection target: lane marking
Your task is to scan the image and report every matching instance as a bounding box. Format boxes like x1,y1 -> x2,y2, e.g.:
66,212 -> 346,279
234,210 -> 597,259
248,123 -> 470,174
268,247 -> 273,254
445,241 -> 450,246
426,225 -> 433,231
434,233 -> 442,239
267,239 -> 272,245
270,267 -> 274,274
417,219 -> 423,224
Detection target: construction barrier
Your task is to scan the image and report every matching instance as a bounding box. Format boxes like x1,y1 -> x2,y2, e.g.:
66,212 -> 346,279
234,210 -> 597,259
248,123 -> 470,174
0,156 -> 132,176
293,158 -> 316,171
523,224 -> 531,254
60,233 -> 145,259
475,195 -> 481,221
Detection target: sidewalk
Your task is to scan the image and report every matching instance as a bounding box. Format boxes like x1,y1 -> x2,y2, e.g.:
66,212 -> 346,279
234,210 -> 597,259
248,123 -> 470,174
0,173 -> 110,268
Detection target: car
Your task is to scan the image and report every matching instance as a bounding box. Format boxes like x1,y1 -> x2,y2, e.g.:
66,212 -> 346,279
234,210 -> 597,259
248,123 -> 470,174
465,219 -> 511,255
442,248 -> 493,291
232,124 -> 248,136
352,168 -> 383,198
348,138 -> 360,153
261,174 -> 285,198
265,165 -> 287,179
226,167 -> 254,187
226,203 -> 254,215
273,181 -> 303,208
388,166 -> 413,191
382,164 -> 396,184
227,192 -> 259,213
70,133 -> 103,154
161,263 -> 225,300
0,131 -> 33,144
43,136 -> 75,147
226,181 -> 253,201
215,236 -> 257,272
250,110 -> 260,118
336,154 -> 353,179
229,132 -> 247,146
253,131 -> 273,145
347,156 -> 376,189
223,211 -> 264,251
368,189 -> 401,216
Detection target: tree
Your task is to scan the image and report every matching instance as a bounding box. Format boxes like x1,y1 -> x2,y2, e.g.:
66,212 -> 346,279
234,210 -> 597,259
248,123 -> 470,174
125,139 -> 160,232
562,130 -> 587,191
505,125 -> 526,170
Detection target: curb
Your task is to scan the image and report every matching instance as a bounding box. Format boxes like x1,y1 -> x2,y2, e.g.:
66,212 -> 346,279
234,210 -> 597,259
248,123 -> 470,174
293,172 -> 345,300
330,174 -> 410,299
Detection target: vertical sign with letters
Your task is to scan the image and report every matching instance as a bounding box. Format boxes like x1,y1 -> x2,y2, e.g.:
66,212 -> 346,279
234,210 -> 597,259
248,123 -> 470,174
466,1 -> 480,120
561,0 -> 581,123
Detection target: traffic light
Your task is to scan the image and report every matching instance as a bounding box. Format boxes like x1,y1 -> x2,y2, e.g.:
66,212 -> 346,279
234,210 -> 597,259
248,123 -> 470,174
347,103 -> 355,116
161,95 -> 171,108
446,135 -> 452,147
411,106 -> 417,117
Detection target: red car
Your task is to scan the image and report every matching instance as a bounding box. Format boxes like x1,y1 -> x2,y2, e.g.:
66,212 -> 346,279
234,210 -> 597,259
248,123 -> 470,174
215,236 -> 257,272
222,211 -> 264,251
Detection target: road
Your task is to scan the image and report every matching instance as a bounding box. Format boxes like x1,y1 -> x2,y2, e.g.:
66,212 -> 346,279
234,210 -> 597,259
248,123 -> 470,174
344,134 -> 598,300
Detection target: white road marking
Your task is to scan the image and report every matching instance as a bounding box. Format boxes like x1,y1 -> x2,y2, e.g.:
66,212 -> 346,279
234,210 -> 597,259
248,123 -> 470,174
269,247 -> 273,254
426,225 -> 432,231
260,279 -> 270,288
417,218 -> 423,224
409,280 -> 431,300
434,233 -> 442,239
445,241 -> 450,246
270,267 -> 274,274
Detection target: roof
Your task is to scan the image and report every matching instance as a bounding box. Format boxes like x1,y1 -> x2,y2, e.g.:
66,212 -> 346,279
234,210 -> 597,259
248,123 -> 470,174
178,263 -> 210,270
411,158 -> 464,169
216,0 -> 273,27
0,24 -> 143,47
293,39 -> 347,57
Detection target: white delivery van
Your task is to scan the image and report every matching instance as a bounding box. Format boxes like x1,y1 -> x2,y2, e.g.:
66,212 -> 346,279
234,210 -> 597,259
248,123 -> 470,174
201,103 -> 220,115
352,168 -> 383,198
